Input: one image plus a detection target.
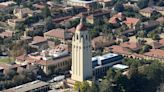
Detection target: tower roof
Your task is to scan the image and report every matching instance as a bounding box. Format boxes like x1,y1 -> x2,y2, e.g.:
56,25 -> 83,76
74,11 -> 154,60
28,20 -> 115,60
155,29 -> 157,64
76,17 -> 87,31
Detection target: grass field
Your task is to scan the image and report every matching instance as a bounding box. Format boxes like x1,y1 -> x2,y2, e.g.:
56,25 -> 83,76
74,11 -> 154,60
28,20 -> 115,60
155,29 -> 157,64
0,57 -> 14,63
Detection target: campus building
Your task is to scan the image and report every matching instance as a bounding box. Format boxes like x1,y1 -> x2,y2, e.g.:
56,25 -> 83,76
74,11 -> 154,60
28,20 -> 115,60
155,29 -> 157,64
4,80 -> 49,92
92,53 -> 123,78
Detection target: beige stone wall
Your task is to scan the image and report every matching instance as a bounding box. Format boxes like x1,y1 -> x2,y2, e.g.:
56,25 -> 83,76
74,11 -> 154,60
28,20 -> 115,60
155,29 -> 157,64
139,12 -> 151,17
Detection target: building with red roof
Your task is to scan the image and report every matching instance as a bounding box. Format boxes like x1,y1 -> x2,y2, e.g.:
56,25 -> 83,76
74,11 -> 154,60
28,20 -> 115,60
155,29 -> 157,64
123,17 -> 140,29
109,12 -> 140,29
44,28 -> 73,44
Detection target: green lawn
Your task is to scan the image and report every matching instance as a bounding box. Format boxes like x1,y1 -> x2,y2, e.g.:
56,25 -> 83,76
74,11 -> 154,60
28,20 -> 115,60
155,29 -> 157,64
0,57 -> 14,63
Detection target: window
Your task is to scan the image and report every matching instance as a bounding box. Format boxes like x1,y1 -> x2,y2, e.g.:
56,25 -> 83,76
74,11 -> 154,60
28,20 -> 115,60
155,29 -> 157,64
81,35 -> 83,39
76,34 -> 78,40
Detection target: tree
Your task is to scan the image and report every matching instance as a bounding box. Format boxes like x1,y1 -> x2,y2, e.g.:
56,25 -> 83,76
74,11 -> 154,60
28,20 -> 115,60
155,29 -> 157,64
148,0 -> 155,6
5,70 -> 17,80
89,82 -> 99,92
99,79 -> 113,92
89,29 -> 99,39
49,38 -> 61,45
140,45 -> 152,53
9,42 -> 25,59
74,81 -> 81,91
44,17 -> 56,32
15,23 -> 25,31
147,31 -> 154,38
137,0 -> 149,9
114,3 -> 124,12
157,0 -> 164,6
12,74 -> 25,85
122,37 -> 129,42
99,58 -> 164,92
106,69 -> 117,81
80,81 -> 90,92
74,81 -> 91,92
128,63 -> 139,79
15,0 -> 22,6
152,34 -> 160,41
42,5 -> 51,18
151,11 -> 162,20
53,0 -> 62,4
137,30 -> 147,38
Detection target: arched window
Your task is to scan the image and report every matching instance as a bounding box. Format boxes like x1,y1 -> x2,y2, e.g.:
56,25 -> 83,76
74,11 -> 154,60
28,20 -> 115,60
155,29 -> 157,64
76,34 -> 78,40
86,35 -> 88,40
81,35 -> 83,39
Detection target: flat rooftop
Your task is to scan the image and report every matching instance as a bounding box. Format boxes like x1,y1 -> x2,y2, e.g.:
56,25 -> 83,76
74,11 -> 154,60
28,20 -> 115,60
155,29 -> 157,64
92,53 -> 119,61
4,80 -> 49,92
112,64 -> 129,70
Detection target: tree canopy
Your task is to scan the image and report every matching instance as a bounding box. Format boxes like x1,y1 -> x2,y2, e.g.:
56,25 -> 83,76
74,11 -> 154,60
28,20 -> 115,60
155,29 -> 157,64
137,0 -> 149,9
77,58 -> 164,92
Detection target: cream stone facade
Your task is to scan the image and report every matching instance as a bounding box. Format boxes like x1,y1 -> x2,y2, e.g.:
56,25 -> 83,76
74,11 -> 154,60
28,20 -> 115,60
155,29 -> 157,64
71,18 -> 92,82
67,0 -> 96,9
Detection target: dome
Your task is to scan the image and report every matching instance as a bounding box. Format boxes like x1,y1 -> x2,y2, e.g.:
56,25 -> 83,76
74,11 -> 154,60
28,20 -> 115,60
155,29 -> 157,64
76,17 -> 87,31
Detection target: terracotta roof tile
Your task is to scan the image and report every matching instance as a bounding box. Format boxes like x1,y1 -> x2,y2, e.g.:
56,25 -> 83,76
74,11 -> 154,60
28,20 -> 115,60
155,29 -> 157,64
109,45 -> 130,54
0,31 -> 13,38
0,4 -> 7,8
53,16 -> 72,23
120,42 -> 141,51
109,12 -> 125,23
151,41 -> 163,49
123,17 -> 140,25
140,7 -> 154,13
144,49 -> 164,58
159,38 -> 164,45
31,36 -> 47,44
44,28 -> 72,39
35,56 -> 71,66
156,17 -> 164,23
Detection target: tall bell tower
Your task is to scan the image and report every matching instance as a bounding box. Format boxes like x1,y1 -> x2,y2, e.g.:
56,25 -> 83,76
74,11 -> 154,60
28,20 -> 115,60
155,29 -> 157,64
71,17 -> 92,82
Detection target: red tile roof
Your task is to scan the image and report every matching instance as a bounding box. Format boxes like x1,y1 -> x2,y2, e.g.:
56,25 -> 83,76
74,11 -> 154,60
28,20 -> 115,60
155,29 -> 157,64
53,16 -> 72,23
120,42 -> 141,51
32,36 -> 47,44
33,4 -> 45,9
0,31 -> 13,38
109,45 -> 130,55
151,41 -> 163,49
123,17 -> 140,25
44,28 -> 72,39
67,27 -> 76,33
0,4 -> 7,9
159,38 -> 164,45
140,7 -> 154,13
144,49 -> 164,58
156,17 -> 164,23
109,12 -> 125,23
35,55 -> 71,66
